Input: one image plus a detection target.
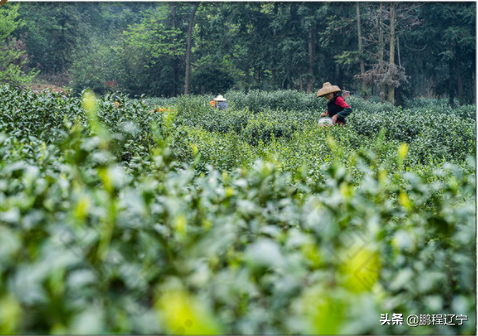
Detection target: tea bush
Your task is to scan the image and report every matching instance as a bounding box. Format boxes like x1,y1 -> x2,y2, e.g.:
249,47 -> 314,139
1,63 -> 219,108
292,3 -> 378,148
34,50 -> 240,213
404,97 -> 476,119
146,90 -> 474,171
348,106 -> 476,164
225,89 -> 324,112
0,85 -> 475,334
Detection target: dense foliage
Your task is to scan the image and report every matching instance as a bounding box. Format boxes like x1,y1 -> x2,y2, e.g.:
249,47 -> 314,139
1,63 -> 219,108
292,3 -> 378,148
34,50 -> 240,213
0,86 -> 475,334
0,4 -> 38,87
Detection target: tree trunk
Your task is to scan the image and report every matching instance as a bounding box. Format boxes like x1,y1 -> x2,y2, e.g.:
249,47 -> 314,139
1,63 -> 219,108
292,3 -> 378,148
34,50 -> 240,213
299,73 -> 303,92
378,2 -> 386,103
396,85 -> 403,107
307,25 -> 315,93
171,3 -> 178,97
271,2 -> 278,89
356,3 -> 366,92
334,64 -> 340,86
449,59 -> 454,108
184,2 -> 199,96
388,3 -> 396,105
455,44 -> 463,105
429,73 -> 436,98
472,68 -> 476,104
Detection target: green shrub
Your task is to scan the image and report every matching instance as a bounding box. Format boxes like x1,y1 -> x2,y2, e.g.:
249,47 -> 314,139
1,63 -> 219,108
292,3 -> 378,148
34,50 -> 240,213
0,125 -> 475,334
0,86 -> 475,334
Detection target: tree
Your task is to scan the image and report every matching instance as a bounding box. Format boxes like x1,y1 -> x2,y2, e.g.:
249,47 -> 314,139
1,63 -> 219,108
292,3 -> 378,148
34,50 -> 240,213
116,4 -> 186,97
16,3 -> 86,77
184,2 -> 199,96
387,3 -> 396,103
356,3 -> 366,93
437,3 -> 475,106
70,35 -> 117,95
191,3 -> 239,94
306,23 -> 315,93
221,2 -> 278,90
316,3 -> 360,90
402,3 -> 475,104
355,3 -> 420,104
271,3 -> 309,90
0,3 -> 37,86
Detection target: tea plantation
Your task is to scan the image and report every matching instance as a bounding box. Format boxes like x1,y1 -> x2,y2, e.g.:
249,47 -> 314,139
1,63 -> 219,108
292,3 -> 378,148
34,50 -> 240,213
0,85 -> 475,334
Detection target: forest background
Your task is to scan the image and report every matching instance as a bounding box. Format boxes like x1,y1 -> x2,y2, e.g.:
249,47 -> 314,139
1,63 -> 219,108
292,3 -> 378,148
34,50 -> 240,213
1,1 -> 476,106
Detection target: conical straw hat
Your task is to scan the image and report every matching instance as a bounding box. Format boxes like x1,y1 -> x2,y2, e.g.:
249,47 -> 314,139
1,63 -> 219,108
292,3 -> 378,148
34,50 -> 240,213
214,94 -> 227,101
316,82 -> 341,97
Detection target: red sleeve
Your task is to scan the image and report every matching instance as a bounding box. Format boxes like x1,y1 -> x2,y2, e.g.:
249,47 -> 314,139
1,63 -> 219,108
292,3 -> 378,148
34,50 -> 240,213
335,96 -> 350,109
